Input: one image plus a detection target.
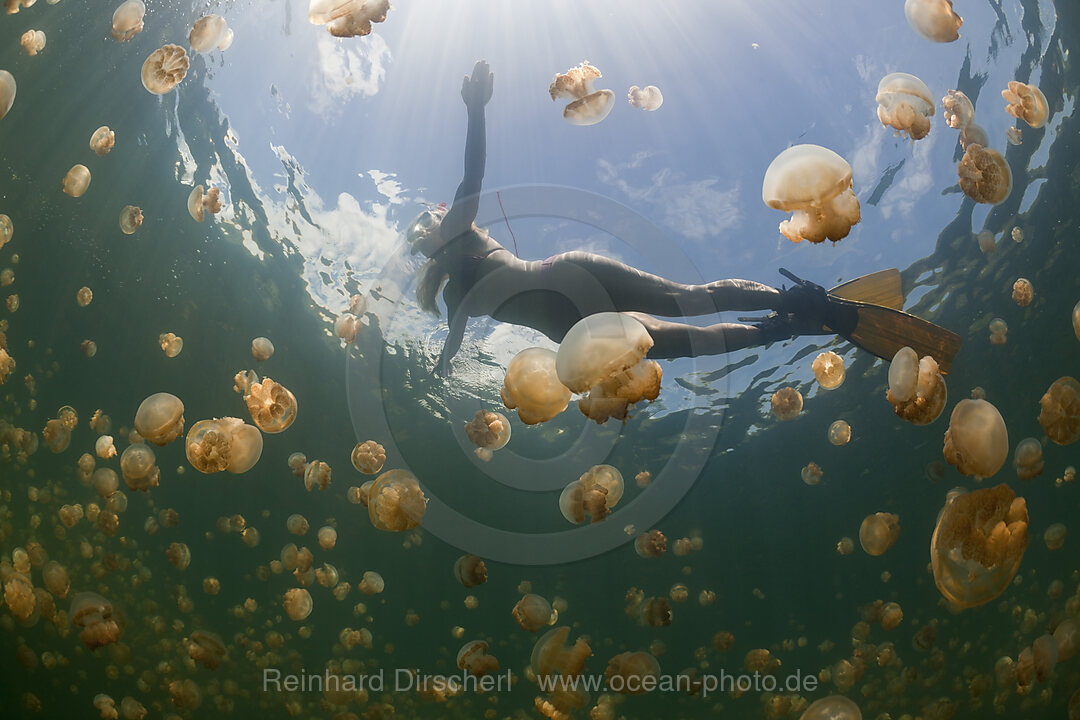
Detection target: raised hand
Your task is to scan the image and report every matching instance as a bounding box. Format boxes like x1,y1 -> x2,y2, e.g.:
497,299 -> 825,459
461,60 -> 494,109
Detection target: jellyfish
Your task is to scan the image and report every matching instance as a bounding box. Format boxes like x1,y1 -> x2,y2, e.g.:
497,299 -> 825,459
799,695 -> 863,720
501,347 -> 571,425
859,512 -> 900,556
828,420 -> 851,446
1073,301 -> 1080,341
120,443 -> 159,491
1013,438 -> 1044,480
251,337 -> 274,361
771,386 -> 802,420
1042,522 -> 1066,551
532,626 -> 592,683
1006,126 -> 1023,145
559,464 -> 624,524
801,461 -> 823,486
317,526 -> 336,550
188,15 -> 229,53
453,555 -> 487,587
141,45 -> 189,95
943,399 -> 1009,477
20,30 -> 45,57
119,206 -> 142,235
627,85 -> 663,111
188,629 -> 225,669
1032,634 -> 1059,682
464,409 -> 511,461
0,214 -> 11,250
367,469 -> 427,531
1055,619 -> 1079,662
0,347 -> 14,385
1012,278 -> 1034,307
185,417 -> 263,474
605,652 -> 661,695
904,0 -> 962,42
134,392 -> 184,446
886,347 -> 947,425
513,594 -> 553,632
350,440 -> 385,474
931,483 -> 1028,608
62,165 -> 91,198
283,588 -> 312,621
958,144 -> 1012,205
111,0 -> 145,42
556,313 -> 661,423
941,90 -> 974,129
876,73 -> 935,140
70,592 -> 121,650
0,70 -> 13,122
243,376 -> 297,433
762,144 -> 861,244
334,312 -> 360,343
634,530 -> 667,558
549,62 -> 616,126
458,640 -> 500,677
358,571 -> 384,595
187,185 -> 223,221
989,318 -> 1007,345
1038,376 -> 1080,445
881,602 -> 903,630
42,561 -> 69,599
1002,81 -> 1048,129
308,0 -> 391,38
812,351 -> 845,389
303,460 -> 331,490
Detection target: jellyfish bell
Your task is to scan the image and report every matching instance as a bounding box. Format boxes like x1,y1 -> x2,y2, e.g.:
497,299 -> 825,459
188,185 -> 206,222
904,0 -> 962,42
762,144 -> 860,244
1073,301 -> 1080,342
859,512 -> 900,556
111,0 -> 145,42
185,417 -> 263,474
943,399 -> 1008,478
134,392 -> 184,446
141,44 -> 189,95
367,469 -> 427,531
62,165 -> 91,198
876,72 -> 935,140
771,387 -> 802,420
549,62 -> 616,126
812,351 -> 845,389
350,440 -> 385,474
941,90 -> 974,129
464,409 -> 511,461
887,349 -> 947,425
606,651 -> 662,695
70,591 -> 121,650
0,214 -> 11,250
1044,523 -> 1066,550
828,420 -> 851,446
513,593 -> 553,632
1013,437 -> 1044,480
454,555 -> 487,588
119,206 -> 143,234
799,695 -> 862,720
20,30 -> 45,57
1038,376 -> 1080,445
308,0 -> 390,38
251,337 -> 274,361
120,443 -> 159,491
1012,278 -> 1033,307
931,483 -> 1028,608
1002,81 -> 1048,129
283,588 -> 312,621
188,629 -> 226,669
243,376 -> 297,433
189,15 -> 228,53
627,85 -> 663,111
0,70 -> 13,121
958,144 -> 1012,205
160,332 -> 183,357
501,347 -> 571,425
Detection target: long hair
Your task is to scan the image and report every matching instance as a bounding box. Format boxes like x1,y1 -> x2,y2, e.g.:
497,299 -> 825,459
415,258 -> 449,316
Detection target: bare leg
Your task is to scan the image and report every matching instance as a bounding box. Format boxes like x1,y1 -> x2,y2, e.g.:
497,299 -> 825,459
626,312 -> 833,359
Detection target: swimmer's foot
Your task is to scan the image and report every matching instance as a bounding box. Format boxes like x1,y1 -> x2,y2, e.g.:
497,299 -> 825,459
777,268 -> 857,336
754,312 -> 828,343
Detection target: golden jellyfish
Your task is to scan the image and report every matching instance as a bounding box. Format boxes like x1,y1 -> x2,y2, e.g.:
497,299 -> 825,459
62,165 -> 91,198
42,561 -> 69,598
501,347 -> 570,425
350,440 -> 385,474
20,30 -> 45,57
1012,278 -> 1033,307
1073,301 -> 1080,341
931,483 -> 1028,608
141,45 -> 189,95
458,640 -> 500,677
549,62 -> 616,126
960,121 -> 988,150
635,470 -> 651,487
828,420 -> 851,446
836,537 -> 854,555
185,417 -> 263,474
358,570 -> 384,595
634,529 -> 667,558
1055,619 -> 1079,662
513,593 -> 553,632
1002,81 -> 1049,128
1038,376 -> 1080,445
317,526 -> 337,550
958,144 -> 1012,205
800,695 -> 862,720
3,572 -> 35,622
134,392 -> 184,445
762,144 -> 861,244
367,468 -> 427,531
286,514 -> 309,535
334,312 -> 360,343
303,460 -> 331,490
188,629 -> 225,669
1044,523 -> 1066,550
158,332 -> 183,357
943,399 -> 1009,477
283,588 -> 312,621
120,443 -> 159,491
904,0 -> 962,42
453,554 -> 487,588
118,206 -> 142,235
188,14 -> 230,53
118,697 -> 145,720
627,85 -> 663,111
559,464 -> 624,524
0,214 -> 11,250
1007,126 -> 1023,145
812,351 -> 845,389
251,336 -> 274,361
1013,437 -> 1044,480
89,126 -> 116,157
111,0 -> 145,42
941,89 -> 974,129
464,409 -> 511,461
859,512 -> 900,556
1032,634 -> 1058,682
876,72 -> 935,140
94,434 -> 116,459
605,652 -> 661,695
70,592 -> 121,650
989,317 -> 1007,345
771,386 -> 802,420
886,347 -> 947,425
243,376 -> 297,433
532,626 -> 592,681
880,602 -> 903,630
187,184 -> 223,221
0,70 -> 14,123
308,0 -> 391,38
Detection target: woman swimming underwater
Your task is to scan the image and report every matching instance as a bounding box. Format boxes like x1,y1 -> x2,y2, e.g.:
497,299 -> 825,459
412,61 -> 836,375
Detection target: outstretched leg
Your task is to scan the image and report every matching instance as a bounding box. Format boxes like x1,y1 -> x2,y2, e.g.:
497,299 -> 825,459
626,312 -> 832,359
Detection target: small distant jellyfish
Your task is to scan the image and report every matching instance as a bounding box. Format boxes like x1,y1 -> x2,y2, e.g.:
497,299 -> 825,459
308,0 -> 391,38
960,121 -> 988,149
1013,438 -> 1044,480
77,286 -> 93,306
800,695 -> 863,720
989,318 -> 1007,345
634,529 -> 667,558
801,461 -> 823,486
317,526 -> 337,550
812,351 -> 845,389
606,652 -> 662,695
762,144 -> 860,243
155,332 -> 183,357
20,30 -> 45,57
243,376 -> 297,433
185,417 -> 263,474
0,70 -> 14,122
62,165 -> 91,198
886,347 -> 947,425
464,409 -> 511,461
943,399 -> 1009,477
283,588 -> 312,621
90,126 -> 115,156
351,440 -> 385,474
549,62 -> 616,126
334,312 -> 360,343
627,85 -> 663,111
1038,377 -> 1080,445
1011,226 -> 1024,243
111,0 -> 145,43
977,230 -> 996,254
859,512 -> 900,556
303,460 -> 331,490
367,469 -> 427,531
119,206 -> 142,235
358,570 -> 384,595
135,392 -> 184,446
251,337 -> 274,361
187,185 -> 223,221
559,464 -> 624,524
771,387 -> 802,420
941,90 -> 974,129
141,45 -> 189,95
121,443 -> 159,491
95,435 -> 116,459
513,594 -> 553,632
1074,301 -> 1080,342
1002,81 -> 1049,129
70,592 -> 121,650
904,0 -> 962,42
188,630 -> 226,670
876,72 -> 935,140
0,214 -> 11,250
635,470 -> 651,488
188,14 -> 231,53
1012,278 -> 1033,307
458,640 -> 500,677
453,555 -> 487,588
958,144 -> 1012,205
828,420 -> 851,446
1044,523 -> 1066,551
1006,126 -> 1023,145
501,347 -> 570,425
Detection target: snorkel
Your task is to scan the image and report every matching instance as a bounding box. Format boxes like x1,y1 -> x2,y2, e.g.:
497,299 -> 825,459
407,202 -> 448,255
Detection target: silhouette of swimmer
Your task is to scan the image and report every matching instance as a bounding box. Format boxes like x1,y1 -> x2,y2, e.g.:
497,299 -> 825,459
412,61 -> 831,375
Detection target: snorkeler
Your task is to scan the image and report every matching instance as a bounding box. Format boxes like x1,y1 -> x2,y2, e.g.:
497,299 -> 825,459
412,61 -> 958,374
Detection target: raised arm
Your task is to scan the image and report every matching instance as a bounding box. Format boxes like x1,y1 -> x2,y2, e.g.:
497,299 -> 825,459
442,60 -> 493,240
